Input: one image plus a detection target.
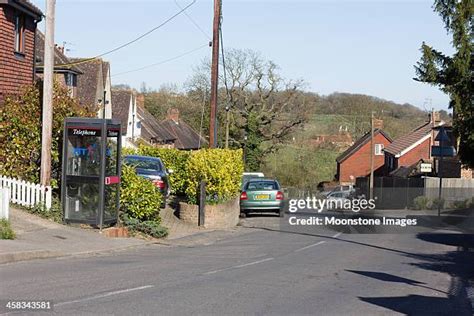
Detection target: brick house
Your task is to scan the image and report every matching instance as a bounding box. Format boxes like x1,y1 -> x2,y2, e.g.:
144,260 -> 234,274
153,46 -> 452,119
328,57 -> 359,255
335,129 -> 392,184
384,120 -> 465,178
0,0 -> 42,105
383,119 -> 446,175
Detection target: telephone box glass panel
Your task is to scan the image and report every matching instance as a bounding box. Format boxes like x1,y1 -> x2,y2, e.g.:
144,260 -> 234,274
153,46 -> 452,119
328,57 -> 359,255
64,126 -> 102,221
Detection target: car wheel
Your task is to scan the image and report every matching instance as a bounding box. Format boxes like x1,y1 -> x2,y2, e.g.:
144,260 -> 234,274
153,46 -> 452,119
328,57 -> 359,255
278,209 -> 284,218
240,211 -> 247,218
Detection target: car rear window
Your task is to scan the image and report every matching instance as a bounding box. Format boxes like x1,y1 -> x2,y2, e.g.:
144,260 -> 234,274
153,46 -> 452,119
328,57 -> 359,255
124,157 -> 163,172
246,181 -> 279,191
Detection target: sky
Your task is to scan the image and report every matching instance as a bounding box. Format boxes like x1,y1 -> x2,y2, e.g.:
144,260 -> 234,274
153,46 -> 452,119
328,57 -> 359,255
31,0 -> 454,110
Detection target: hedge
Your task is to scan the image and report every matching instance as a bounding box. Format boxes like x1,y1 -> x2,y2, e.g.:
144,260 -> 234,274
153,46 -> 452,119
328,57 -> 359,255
0,83 -> 95,186
136,146 -> 190,196
122,146 -> 243,205
120,165 -> 163,221
185,149 -> 244,204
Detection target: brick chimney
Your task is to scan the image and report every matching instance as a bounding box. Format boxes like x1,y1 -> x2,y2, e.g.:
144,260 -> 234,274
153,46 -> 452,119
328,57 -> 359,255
430,110 -> 441,124
167,108 -> 180,123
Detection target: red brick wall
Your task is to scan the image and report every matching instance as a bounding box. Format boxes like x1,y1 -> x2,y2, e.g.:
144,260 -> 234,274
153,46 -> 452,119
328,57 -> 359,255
397,137 -> 431,167
338,133 -> 392,183
0,5 -> 37,105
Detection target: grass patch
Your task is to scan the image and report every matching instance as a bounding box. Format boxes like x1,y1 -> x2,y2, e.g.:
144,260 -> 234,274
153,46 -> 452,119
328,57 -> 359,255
28,197 -> 63,223
121,214 -> 168,239
263,146 -> 339,190
0,218 -> 15,239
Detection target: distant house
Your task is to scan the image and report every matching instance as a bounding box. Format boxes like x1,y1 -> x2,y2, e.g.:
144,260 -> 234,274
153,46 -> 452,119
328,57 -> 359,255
384,119 -> 464,178
160,109 -> 207,150
70,58 -> 112,118
0,0 -> 42,104
383,116 -> 448,175
309,131 -> 353,148
137,106 -> 176,147
111,89 -> 140,148
34,31 -> 82,98
112,90 -> 178,148
336,129 -> 392,184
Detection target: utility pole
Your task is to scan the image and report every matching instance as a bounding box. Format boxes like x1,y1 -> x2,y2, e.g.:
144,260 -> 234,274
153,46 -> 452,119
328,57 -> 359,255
209,0 -> 221,148
40,0 -> 56,187
369,111 -> 375,200
102,90 -> 107,119
225,106 -> 230,148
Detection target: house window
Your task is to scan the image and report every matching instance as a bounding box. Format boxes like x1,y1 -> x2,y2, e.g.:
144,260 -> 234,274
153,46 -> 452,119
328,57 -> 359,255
375,144 -> 384,156
65,73 -> 77,87
14,14 -> 25,53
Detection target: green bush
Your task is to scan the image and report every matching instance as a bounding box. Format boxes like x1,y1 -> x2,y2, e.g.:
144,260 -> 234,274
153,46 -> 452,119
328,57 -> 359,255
430,197 -> 445,210
121,147 -> 138,157
0,219 -> 15,239
185,149 -> 244,204
29,197 -> 62,223
121,146 -> 244,205
0,83 -> 95,187
413,196 -> 429,210
136,146 -> 191,196
120,165 -> 162,220
121,214 -> 168,238
452,199 -> 470,210
468,197 -> 474,208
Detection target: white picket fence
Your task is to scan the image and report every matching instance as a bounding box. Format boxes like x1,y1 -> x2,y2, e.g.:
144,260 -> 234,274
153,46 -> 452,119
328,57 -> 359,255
0,176 -> 52,211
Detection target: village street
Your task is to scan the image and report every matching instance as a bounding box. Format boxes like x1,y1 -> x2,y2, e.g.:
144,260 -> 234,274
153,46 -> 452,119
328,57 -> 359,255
1,215 -> 473,315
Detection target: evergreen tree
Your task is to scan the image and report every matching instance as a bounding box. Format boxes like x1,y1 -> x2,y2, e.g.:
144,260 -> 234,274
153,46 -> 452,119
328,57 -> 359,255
414,0 -> 473,167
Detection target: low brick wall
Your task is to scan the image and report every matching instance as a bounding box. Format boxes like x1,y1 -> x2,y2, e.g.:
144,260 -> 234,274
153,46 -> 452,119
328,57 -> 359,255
178,198 -> 240,229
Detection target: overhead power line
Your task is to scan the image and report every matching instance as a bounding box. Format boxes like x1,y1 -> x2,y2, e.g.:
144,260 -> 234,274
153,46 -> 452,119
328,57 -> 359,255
111,43 -> 208,77
174,0 -> 211,40
56,0 -> 197,68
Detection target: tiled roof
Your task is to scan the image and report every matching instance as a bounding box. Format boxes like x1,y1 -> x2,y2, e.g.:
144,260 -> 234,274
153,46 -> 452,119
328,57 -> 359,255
19,0 -> 42,16
384,122 -> 433,156
70,58 -> 104,108
336,129 -> 392,163
1,0 -> 43,19
160,118 -> 207,150
137,106 -> 176,144
35,31 -> 82,74
111,90 -> 131,135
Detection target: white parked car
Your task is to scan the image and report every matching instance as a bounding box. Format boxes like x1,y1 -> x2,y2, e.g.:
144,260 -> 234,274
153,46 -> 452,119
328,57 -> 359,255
241,172 -> 265,189
325,191 -> 351,210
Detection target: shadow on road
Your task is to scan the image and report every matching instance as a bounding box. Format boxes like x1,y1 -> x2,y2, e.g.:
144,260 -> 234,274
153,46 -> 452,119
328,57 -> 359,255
244,224 -> 474,314
356,233 -> 474,315
347,270 -> 447,294
359,295 -> 463,315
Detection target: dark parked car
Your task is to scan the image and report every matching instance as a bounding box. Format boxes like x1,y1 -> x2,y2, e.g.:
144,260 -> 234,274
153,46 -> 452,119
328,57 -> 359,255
240,178 -> 284,217
123,155 -> 172,206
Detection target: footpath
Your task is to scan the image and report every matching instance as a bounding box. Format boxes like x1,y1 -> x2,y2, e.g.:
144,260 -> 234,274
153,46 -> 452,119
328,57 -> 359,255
0,207 -> 244,264
0,207 -> 151,264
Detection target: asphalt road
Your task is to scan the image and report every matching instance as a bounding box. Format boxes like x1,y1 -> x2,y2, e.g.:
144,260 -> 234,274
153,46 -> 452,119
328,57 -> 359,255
1,215 -> 473,316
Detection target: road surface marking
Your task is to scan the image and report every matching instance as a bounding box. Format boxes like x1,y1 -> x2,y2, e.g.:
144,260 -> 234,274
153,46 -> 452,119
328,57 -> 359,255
204,257 -> 274,275
332,232 -> 342,238
55,285 -> 155,307
294,241 -> 326,252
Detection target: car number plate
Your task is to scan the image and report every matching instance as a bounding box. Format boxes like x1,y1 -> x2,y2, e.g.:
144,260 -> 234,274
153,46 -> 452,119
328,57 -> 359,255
255,194 -> 270,200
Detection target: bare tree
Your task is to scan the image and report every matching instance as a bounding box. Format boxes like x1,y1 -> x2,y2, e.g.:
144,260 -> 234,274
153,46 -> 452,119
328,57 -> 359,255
188,49 -> 310,169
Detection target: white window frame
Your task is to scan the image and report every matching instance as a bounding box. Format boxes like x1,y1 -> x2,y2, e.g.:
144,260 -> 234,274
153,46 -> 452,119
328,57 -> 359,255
375,144 -> 384,156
